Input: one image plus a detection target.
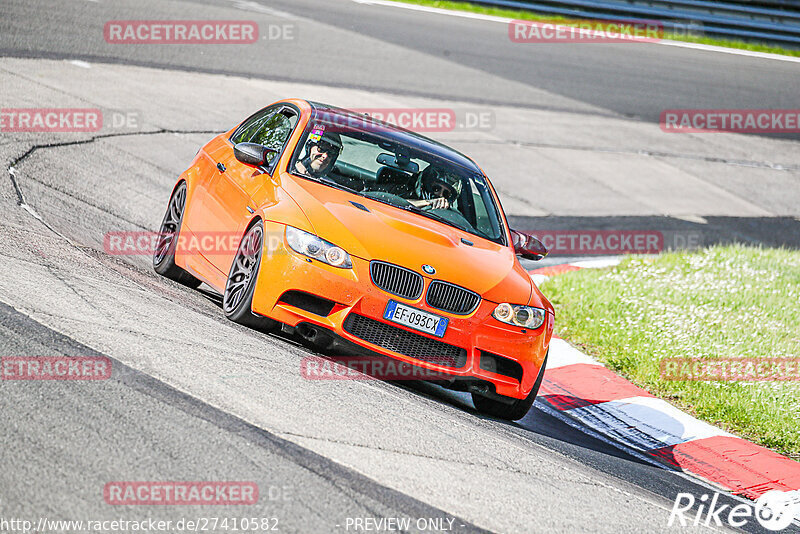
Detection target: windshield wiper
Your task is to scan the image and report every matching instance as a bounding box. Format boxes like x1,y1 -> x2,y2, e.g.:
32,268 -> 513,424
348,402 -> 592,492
304,175 -> 359,194
397,204 -> 472,233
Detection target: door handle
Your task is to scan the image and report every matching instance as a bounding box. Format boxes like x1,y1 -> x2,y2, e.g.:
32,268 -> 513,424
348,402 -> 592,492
216,162 -> 226,173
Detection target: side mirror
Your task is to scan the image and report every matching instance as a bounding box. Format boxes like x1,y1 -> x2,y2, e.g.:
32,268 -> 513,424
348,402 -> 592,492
234,143 -> 278,167
511,229 -> 548,261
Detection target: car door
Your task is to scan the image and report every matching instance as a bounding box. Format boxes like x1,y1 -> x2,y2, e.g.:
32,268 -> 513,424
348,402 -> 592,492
182,107 -> 275,245
197,106 -> 298,275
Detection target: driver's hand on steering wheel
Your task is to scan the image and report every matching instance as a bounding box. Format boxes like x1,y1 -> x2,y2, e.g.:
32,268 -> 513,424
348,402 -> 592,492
426,197 -> 449,210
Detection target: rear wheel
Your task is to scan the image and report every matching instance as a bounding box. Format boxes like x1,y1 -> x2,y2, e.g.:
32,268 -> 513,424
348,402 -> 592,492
472,350 -> 549,421
153,182 -> 202,289
222,221 -> 277,331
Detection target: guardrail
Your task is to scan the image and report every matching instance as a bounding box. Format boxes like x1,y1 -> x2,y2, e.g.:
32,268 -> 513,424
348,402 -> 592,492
473,0 -> 800,47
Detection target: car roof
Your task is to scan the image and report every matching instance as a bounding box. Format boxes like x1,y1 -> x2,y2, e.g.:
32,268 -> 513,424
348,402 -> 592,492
307,100 -> 483,175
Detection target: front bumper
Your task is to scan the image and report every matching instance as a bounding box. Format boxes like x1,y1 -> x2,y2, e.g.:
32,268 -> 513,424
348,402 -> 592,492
251,222 -> 553,399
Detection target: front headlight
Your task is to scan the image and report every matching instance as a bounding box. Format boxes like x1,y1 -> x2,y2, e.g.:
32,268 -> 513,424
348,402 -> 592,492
285,226 -> 352,269
492,303 -> 545,329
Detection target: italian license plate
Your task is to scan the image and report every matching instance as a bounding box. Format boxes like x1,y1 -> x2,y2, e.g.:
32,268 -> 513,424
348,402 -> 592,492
383,300 -> 448,338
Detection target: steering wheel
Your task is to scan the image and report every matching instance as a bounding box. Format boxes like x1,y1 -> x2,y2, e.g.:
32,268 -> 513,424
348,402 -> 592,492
420,198 -> 451,211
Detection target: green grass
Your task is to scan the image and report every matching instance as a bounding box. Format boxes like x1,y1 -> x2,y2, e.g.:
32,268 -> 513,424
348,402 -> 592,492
540,245 -> 800,458
394,0 -> 800,57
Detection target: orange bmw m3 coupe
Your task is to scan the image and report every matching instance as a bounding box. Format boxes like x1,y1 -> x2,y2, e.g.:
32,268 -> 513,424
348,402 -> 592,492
154,99 -> 554,420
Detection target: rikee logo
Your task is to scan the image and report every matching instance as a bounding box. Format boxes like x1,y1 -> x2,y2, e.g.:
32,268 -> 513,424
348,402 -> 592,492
669,490 -> 800,530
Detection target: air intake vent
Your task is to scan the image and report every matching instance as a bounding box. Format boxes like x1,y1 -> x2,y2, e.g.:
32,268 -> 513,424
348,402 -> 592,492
278,290 -> 336,316
479,351 -> 523,382
343,313 -> 467,368
370,261 -> 424,300
426,281 -> 481,315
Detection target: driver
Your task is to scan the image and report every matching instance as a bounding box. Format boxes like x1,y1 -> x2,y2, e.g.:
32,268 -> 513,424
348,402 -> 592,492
294,131 -> 343,178
408,165 -> 462,210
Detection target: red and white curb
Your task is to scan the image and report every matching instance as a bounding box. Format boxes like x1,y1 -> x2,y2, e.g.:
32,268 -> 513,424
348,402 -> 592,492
530,260 -> 800,507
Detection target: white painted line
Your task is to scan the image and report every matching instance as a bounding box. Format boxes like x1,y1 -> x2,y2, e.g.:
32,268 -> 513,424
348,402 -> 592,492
570,258 -> 621,269
69,60 -> 91,69
569,396 -> 732,450
351,0 -> 513,23
21,204 -> 44,221
530,273 -> 549,286
672,214 -> 709,224
228,0 -> 298,20
350,0 -> 800,63
655,38 -> 800,63
9,168 -> 44,221
547,337 -> 604,369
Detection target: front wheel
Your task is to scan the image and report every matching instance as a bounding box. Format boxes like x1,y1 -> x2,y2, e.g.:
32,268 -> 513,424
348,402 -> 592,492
153,182 -> 202,289
472,350 -> 549,421
222,221 -> 277,331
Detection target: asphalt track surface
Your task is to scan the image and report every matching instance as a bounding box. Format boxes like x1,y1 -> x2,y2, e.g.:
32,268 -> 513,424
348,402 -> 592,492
1,0 -> 799,533
3,0 -> 799,126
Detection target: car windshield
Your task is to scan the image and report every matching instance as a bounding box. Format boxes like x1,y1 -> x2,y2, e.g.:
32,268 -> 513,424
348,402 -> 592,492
287,116 -> 506,245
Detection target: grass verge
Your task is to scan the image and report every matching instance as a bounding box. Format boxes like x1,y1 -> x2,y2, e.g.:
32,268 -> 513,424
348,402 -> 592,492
393,0 -> 800,57
540,245 -> 800,459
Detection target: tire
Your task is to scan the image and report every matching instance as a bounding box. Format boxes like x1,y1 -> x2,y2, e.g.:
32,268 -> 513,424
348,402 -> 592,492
472,350 -> 549,421
222,220 -> 277,331
153,181 -> 202,289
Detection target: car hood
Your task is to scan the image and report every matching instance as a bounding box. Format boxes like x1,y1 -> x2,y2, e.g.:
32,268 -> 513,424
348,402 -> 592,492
281,177 -> 533,304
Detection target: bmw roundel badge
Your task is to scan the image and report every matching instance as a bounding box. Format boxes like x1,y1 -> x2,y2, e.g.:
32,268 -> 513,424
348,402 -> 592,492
422,264 -> 436,275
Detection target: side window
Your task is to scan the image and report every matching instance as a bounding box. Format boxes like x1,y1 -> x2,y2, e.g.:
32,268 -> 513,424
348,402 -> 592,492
231,106 -> 277,144
250,110 -> 296,166
231,106 -> 297,168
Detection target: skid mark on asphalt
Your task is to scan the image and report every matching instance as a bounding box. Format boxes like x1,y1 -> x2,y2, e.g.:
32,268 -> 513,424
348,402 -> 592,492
277,430 -> 534,473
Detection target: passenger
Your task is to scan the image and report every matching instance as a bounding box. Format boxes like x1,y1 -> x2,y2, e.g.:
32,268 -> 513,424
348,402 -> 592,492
294,131 -> 343,178
407,165 -> 462,210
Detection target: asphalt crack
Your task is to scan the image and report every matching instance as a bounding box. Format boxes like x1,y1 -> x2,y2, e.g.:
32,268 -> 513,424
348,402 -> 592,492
6,129 -> 218,239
